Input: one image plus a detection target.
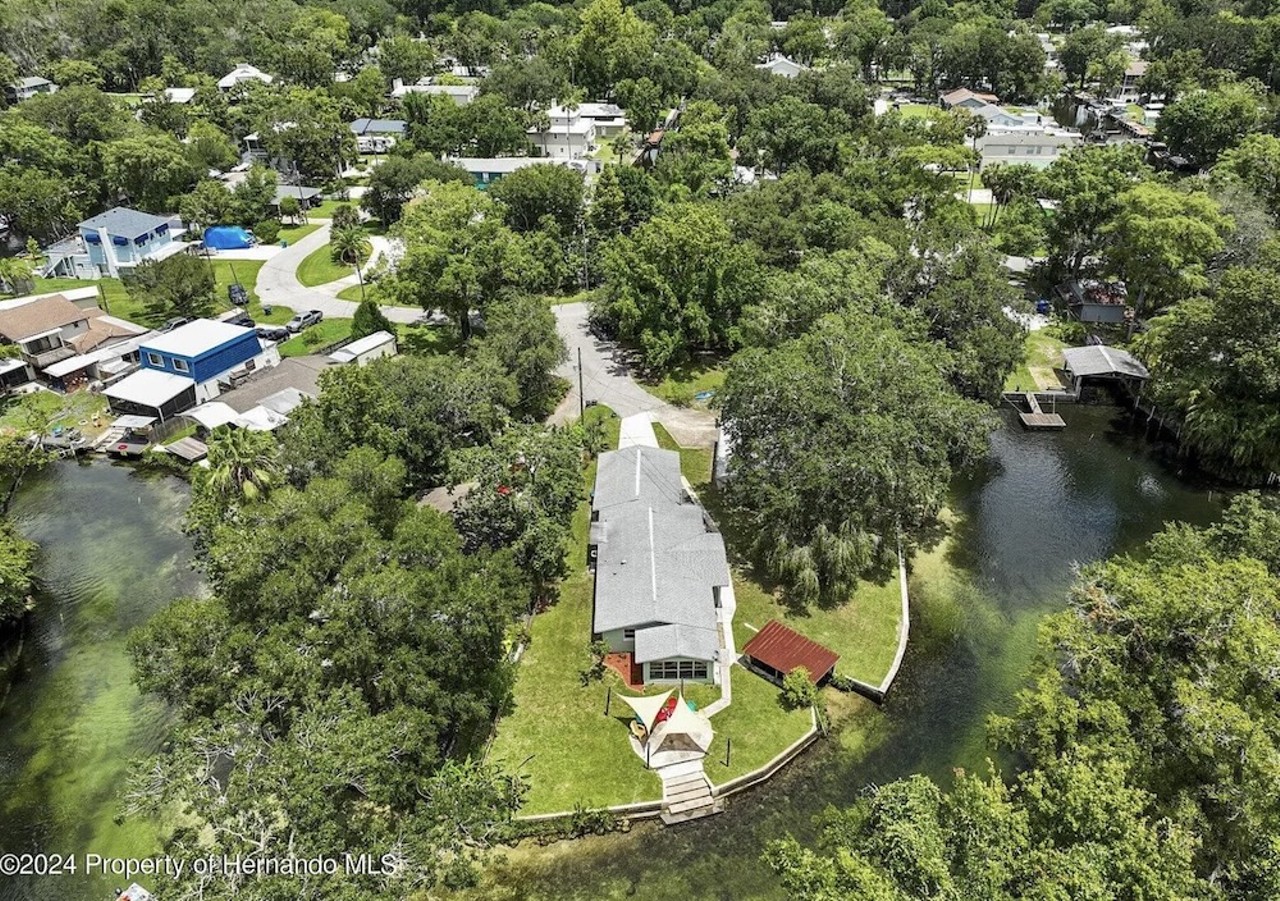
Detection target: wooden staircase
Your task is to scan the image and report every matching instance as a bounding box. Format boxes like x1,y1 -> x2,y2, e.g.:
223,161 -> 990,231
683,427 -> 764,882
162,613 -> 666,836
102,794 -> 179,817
660,769 -> 722,824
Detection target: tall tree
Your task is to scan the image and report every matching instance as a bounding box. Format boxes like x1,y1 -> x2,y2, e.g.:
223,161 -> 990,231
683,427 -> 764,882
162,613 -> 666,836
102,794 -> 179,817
129,254 -> 216,323
597,203 -> 763,371
720,308 -> 993,606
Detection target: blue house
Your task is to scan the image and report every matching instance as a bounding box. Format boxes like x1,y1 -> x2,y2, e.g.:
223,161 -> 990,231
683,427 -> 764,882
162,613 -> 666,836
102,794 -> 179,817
104,320 -> 272,423
140,320 -> 262,383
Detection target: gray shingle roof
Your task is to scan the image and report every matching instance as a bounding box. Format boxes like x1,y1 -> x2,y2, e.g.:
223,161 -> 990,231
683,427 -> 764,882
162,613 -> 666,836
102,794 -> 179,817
591,446 -> 729,662
349,117 -> 407,135
1062,345 -> 1149,379
592,445 -> 686,512
78,207 -> 171,239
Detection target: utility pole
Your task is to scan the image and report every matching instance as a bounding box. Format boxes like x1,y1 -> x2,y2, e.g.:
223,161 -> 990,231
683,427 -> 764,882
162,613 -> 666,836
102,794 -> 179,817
578,346 -> 585,419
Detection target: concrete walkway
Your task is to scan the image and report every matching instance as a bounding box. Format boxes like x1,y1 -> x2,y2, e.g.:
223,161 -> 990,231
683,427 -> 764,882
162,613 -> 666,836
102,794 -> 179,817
551,302 -> 717,448
254,223 -> 422,324
617,412 -> 659,448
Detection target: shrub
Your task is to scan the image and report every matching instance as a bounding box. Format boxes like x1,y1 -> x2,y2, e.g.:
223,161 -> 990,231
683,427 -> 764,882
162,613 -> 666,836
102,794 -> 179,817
253,219 -> 280,244
331,203 -> 360,231
780,666 -> 818,710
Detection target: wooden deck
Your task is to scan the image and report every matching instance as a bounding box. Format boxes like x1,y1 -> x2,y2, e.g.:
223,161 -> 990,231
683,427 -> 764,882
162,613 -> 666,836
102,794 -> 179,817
1017,392 -> 1066,430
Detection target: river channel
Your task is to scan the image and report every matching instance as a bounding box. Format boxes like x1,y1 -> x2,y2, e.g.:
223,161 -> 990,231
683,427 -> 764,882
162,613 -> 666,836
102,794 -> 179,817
463,404 -> 1227,901
0,404 -> 1226,901
0,462 -> 199,901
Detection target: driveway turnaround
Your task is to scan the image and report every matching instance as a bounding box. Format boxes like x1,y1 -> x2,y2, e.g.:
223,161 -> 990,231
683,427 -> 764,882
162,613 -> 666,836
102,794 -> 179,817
551,302 -> 716,447
254,223 -> 422,324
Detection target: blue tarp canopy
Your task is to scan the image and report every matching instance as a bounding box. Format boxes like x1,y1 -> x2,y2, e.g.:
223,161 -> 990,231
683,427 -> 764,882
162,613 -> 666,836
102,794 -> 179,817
203,225 -> 254,250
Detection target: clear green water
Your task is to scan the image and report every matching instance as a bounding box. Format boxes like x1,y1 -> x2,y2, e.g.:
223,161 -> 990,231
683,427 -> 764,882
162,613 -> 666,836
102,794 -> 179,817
0,407 -> 1227,901
466,405 -> 1227,901
0,461 -> 199,901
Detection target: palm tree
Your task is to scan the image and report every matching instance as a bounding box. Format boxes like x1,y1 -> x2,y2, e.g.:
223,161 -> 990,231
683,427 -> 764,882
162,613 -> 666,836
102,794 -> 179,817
204,426 -> 280,503
331,225 -> 372,300
0,257 -> 34,296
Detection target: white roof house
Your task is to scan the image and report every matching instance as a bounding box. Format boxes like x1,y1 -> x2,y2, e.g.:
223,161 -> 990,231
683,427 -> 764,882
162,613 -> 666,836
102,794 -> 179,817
103,368 -> 194,408
390,79 -> 479,105
164,87 -> 197,104
755,55 -> 809,78
142,320 -> 252,357
977,131 -> 1081,170
218,63 -> 273,90
588,446 -> 730,684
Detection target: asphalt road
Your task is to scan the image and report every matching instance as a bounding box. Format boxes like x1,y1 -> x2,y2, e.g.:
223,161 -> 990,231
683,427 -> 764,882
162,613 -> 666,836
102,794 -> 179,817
551,302 -> 717,447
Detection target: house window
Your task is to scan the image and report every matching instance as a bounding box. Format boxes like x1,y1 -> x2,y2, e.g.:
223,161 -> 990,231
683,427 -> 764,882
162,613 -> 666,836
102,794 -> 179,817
623,628 -> 635,640
648,660 -> 709,681
146,352 -> 163,367
172,358 -> 189,373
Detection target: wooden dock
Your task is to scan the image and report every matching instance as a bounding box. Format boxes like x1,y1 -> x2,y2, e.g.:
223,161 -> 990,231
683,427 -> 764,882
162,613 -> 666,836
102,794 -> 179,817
1017,393 -> 1066,430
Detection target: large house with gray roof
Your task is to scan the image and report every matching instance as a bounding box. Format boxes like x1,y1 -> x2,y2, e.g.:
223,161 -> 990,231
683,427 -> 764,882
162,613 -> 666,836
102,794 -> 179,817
589,446 -> 729,684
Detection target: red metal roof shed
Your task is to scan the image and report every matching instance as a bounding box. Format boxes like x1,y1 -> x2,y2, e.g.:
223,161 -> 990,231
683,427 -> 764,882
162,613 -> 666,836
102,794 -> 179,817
741,620 -> 839,684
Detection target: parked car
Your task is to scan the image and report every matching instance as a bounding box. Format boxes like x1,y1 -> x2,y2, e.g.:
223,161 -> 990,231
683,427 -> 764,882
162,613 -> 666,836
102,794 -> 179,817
285,310 -> 323,333
224,311 -> 254,328
161,317 -> 190,332
255,324 -> 289,342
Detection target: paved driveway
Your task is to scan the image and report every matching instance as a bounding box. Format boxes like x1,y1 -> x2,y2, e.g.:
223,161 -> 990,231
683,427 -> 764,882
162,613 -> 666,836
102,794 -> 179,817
551,302 -> 716,447
254,224 -> 422,324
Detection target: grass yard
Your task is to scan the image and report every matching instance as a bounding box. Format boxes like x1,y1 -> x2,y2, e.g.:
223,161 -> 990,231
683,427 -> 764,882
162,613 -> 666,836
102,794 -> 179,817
277,222 -> 322,245
0,391 -> 109,436
656,423 -> 902,687
895,102 -> 939,120
1003,329 -> 1068,393
295,242 -> 370,288
703,668 -> 813,783
33,260 -> 263,327
644,360 -> 725,409
278,318 -> 352,357
306,198 -> 358,220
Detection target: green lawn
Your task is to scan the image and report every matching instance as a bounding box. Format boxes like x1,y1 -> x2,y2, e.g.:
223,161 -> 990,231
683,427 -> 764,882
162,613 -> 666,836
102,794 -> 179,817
278,318 -> 352,357
336,283 -> 372,302
32,260 -> 264,328
644,360 -> 725,409
0,391 -> 109,435
277,222 -> 321,245
1004,329 -> 1068,393
895,102 -> 939,120
656,423 -> 902,686
296,242 -> 371,288
703,667 -> 813,783
306,199 -> 357,220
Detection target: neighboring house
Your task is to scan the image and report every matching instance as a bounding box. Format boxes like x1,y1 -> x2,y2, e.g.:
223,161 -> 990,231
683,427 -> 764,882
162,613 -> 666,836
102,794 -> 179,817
389,79 -> 478,105
163,87 -> 196,104
969,103 -> 1038,131
349,118 -> 407,154
755,55 -> 808,78
103,319 -> 280,422
218,63 -> 273,90
5,76 -> 58,104
574,102 -> 628,138
41,327 -> 159,391
185,354 -> 330,432
0,358 -> 34,392
328,330 -> 397,366
451,156 -> 591,188
528,103 -> 597,160
588,446 -> 730,685
270,184 -> 324,212
44,207 -> 188,278
0,295 -> 146,378
976,131 -> 1080,169
940,88 -> 1000,110
1117,58 -> 1148,101
1055,278 -> 1131,324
